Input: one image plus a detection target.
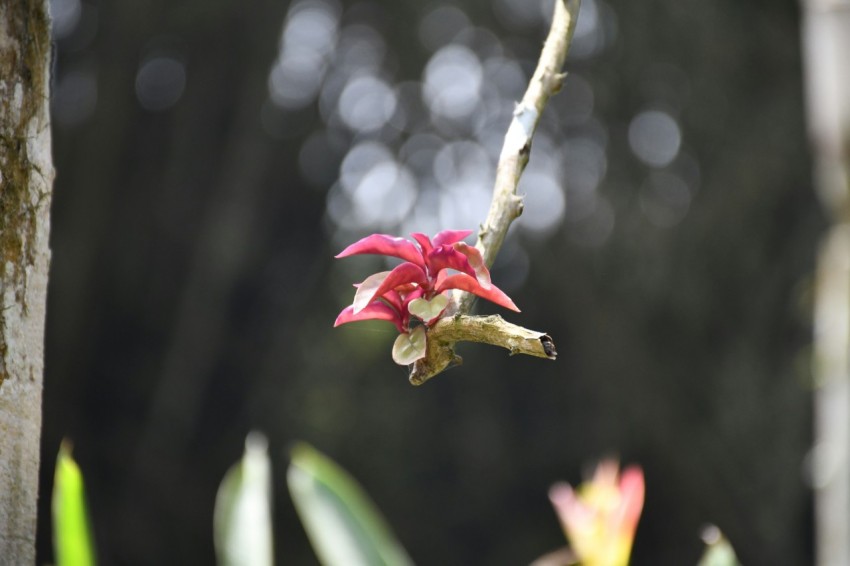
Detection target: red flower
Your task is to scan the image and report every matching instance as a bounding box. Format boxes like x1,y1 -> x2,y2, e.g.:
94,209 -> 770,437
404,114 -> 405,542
334,230 -> 519,363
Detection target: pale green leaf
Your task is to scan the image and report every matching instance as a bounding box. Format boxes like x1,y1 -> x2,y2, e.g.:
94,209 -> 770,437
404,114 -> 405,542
697,527 -> 740,566
52,440 -> 96,566
352,271 -> 390,313
407,294 -> 448,324
214,432 -> 274,566
391,326 -> 427,365
288,443 -> 413,566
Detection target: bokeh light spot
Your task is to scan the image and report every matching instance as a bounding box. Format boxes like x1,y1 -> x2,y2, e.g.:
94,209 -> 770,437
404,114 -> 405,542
423,45 -> 483,121
352,161 -> 418,228
336,24 -> 386,73
50,0 -> 81,40
628,110 -> 681,167
135,56 -> 186,112
282,0 -> 339,56
268,0 -> 340,110
340,141 -> 395,194
337,75 -> 397,133
562,137 -> 607,198
433,140 -> 491,187
570,0 -> 617,59
418,5 -> 470,51
269,52 -> 326,110
518,170 -> 566,236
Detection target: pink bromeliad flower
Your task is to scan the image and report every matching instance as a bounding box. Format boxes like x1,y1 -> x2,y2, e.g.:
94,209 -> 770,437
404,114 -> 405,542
548,461 -> 645,566
334,230 -> 519,364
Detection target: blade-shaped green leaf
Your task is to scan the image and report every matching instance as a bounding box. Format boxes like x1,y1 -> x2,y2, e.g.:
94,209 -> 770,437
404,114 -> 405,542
697,527 -> 741,566
288,443 -> 414,566
52,440 -> 96,566
214,432 -> 274,566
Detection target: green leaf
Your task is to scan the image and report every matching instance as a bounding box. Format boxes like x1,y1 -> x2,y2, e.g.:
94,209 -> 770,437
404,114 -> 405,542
697,527 -> 741,566
407,294 -> 448,323
391,326 -> 427,365
288,443 -> 413,566
214,432 -> 274,566
52,440 -> 96,566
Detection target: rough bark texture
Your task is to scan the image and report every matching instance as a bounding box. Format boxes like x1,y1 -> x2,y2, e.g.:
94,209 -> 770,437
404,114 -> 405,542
409,315 -> 556,386
0,0 -> 53,562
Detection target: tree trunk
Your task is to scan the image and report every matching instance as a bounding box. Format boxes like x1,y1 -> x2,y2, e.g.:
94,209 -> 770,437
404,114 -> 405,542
802,1 -> 850,565
0,0 -> 53,562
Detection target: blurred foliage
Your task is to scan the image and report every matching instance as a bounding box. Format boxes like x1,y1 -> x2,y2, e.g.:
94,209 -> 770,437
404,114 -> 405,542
288,442 -> 413,566
39,0 -> 815,563
214,433 -> 274,566
697,527 -> 741,566
52,442 -> 96,566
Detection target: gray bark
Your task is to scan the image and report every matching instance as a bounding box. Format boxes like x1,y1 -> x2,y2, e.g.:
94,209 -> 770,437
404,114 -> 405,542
801,1 -> 850,565
0,0 -> 53,562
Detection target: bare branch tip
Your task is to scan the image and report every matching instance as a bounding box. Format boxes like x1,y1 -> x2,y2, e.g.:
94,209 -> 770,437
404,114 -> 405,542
541,335 -> 557,359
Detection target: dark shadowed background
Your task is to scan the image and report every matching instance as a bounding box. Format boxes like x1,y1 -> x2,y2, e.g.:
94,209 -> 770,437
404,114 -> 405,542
37,0 -> 818,563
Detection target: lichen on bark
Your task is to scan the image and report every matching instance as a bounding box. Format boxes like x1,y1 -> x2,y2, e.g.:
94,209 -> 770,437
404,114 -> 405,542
0,1 -> 52,560
0,0 -> 52,387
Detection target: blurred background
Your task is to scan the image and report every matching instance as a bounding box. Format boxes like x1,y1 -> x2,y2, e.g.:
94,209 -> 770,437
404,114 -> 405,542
37,0 -> 818,563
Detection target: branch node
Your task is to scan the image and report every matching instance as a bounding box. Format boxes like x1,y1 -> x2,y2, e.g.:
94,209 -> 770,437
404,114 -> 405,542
511,194 -> 525,218
550,72 -> 568,93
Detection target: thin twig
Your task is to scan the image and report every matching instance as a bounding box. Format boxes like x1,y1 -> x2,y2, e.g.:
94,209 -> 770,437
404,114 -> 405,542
410,0 -> 580,385
474,0 -> 581,271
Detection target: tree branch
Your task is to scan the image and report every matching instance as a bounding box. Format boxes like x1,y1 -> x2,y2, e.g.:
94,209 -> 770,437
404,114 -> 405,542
409,315 -> 556,385
410,0 -> 580,385
472,0 -> 581,273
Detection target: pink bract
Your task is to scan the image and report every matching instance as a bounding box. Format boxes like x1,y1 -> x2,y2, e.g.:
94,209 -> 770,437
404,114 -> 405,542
334,230 -> 519,334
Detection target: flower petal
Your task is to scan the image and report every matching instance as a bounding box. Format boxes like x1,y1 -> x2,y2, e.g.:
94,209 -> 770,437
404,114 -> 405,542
436,273 -> 520,312
335,234 -> 425,268
432,229 -> 473,247
452,242 -> 491,289
391,326 -> 427,365
334,302 -> 404,333
352,264 -> 428,314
